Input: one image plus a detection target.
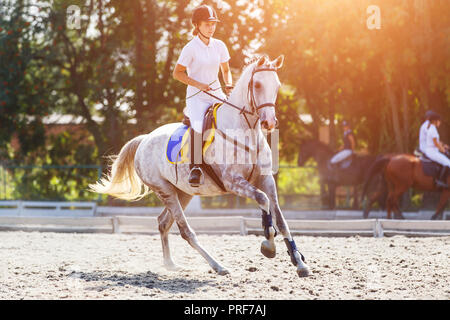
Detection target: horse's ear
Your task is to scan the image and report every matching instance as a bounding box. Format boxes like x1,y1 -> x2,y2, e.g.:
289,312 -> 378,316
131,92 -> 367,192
257,54 -> 268,67
273,55 -> 284,69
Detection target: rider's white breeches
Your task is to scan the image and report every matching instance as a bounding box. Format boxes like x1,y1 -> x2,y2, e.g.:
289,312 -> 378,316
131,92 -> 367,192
184,93 -> 224,133
424,148 -> 450,168
330,149 -> 352,164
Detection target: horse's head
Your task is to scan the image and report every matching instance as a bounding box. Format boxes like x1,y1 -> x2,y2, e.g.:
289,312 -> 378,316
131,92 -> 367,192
249,54 -> 284,132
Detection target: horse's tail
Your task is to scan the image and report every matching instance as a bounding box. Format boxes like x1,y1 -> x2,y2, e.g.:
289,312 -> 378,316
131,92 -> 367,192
360,156 -> 390,204
88,135 -> 152,201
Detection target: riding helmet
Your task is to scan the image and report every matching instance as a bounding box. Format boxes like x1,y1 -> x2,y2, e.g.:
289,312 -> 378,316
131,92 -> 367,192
428,112 -> 441,122
192,5 -> 220,26
425,110 -> 437,120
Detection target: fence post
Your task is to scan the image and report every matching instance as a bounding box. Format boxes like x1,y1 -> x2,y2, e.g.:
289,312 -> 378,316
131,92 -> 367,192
18,200 -> 23,216
240,217 -> 247,236
112,217 -> 121,234
373,219 -> 383,238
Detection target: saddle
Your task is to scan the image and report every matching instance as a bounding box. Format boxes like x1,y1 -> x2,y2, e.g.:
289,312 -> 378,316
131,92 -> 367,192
416,148 -> 447,181
173,103 -> 226,191
182,102 -> 221,152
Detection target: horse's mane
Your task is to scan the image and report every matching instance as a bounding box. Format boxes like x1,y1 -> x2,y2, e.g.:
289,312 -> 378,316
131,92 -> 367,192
242,54 -> 269,71
230,54 -> 270,99
301,138 -> 377,163
301,139 -> 333,153
227,54 -> 267,100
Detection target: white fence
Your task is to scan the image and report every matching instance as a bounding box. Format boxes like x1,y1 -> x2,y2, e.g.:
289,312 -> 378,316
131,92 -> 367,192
0,201 -> 449,237
1,200 -> 448,220
0,201 -> 96,217
0,215 -> 449,237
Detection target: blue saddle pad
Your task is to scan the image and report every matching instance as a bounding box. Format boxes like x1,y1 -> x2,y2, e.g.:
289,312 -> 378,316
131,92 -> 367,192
166,124 -> 189,164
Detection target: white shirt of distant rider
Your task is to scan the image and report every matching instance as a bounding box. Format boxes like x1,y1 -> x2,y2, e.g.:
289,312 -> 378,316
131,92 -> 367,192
425,123 -> 440,152
419,120 -> 429,153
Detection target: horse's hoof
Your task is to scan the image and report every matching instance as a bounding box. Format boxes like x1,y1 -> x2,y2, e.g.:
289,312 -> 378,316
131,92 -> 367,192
260,240 -> 276,259
216,267 -> 230,276
164,263 -> 183,271
297,266 -> 311,277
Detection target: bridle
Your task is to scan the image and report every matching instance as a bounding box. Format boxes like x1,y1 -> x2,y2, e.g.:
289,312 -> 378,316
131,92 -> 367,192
201,65 -> 279,129
189,64 -> 279,183
245,66 -> 278,129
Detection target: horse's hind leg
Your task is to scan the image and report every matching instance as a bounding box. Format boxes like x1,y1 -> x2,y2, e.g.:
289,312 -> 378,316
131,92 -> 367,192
158,189 -> 192,270
363,194 -> 377,219
154,182 -> 229,275
258,175 -> 311,277
392,185 -> 408,219
386,193 -> 400,219
352,186 -> 359,209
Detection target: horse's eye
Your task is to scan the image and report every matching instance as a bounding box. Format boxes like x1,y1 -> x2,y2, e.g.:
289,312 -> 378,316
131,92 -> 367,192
254,82 -> 261,89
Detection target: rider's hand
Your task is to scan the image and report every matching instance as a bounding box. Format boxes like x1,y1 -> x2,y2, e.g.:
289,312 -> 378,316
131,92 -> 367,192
224,85 -> 234,96
197,83 -> 212,92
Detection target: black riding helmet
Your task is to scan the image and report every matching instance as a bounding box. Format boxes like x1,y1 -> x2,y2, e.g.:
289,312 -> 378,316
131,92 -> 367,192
425,110 -> 438,120
192,5 -> 220,26
429,112 -> 441,122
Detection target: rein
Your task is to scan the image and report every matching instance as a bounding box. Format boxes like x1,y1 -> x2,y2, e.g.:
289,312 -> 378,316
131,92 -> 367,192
201,66 -> 278,129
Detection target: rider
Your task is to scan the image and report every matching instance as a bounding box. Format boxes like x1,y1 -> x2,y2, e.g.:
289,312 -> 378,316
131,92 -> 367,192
424,112 -> 450,188
330,120 -> 355,168
418,110 -> 437,155
172,5 -> 233,187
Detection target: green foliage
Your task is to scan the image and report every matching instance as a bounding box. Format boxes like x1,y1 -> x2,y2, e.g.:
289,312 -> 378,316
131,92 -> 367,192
263,0 -> 449,155
0,0 -> 55,159
0,127 -> 100,200
0,0 -> 448,208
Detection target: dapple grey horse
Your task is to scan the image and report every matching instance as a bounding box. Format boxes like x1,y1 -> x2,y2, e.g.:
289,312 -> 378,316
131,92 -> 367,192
89,55 -> 311,277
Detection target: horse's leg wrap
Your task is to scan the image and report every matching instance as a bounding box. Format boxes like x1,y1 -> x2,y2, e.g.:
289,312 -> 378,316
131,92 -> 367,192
262,210 -> 277,240
284,238 -> 305,266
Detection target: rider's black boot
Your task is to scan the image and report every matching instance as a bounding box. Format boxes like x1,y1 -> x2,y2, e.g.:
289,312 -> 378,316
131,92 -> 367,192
188,129 -> 203,187
435,166 -> 448,189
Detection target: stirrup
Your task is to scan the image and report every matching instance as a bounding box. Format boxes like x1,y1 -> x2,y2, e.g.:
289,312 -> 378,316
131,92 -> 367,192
188,166 -> 204,187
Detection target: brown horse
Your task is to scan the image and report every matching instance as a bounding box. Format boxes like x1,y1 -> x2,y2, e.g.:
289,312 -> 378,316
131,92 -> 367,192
362,154 -> 449,220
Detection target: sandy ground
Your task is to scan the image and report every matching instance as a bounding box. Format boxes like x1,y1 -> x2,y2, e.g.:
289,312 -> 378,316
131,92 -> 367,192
0,231 -> 448,300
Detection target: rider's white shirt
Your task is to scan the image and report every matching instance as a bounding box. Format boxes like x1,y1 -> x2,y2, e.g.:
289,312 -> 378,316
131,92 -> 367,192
177,35 -> 230,101
419,120 -> 429,152
424,124 -> 450,168
425,124 -> 439,152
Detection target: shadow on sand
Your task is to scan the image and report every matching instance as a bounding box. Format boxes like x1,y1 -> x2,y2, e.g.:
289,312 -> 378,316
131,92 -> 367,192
73,270 -> 216,294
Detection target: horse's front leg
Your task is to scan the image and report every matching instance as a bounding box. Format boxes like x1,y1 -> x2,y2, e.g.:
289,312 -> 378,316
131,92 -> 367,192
431,190 -> 449,220
223,174 -> 277,259
258,175 -> 312,277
